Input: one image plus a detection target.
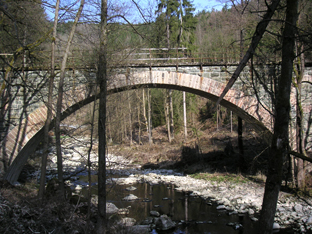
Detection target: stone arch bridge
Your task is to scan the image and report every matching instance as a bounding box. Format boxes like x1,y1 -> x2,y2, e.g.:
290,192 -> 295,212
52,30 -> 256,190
1,64 -> 312,183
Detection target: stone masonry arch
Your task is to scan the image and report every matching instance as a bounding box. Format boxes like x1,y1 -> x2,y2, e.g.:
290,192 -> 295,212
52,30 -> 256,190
2,70 -> 273,183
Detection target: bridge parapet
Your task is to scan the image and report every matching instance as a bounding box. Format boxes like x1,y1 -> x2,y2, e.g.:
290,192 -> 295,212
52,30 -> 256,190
2,65 -> 312,133
1,65 -> 312,129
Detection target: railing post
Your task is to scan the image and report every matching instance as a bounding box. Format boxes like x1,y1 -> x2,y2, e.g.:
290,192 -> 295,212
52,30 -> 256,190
149,48 -> 151,67
176,48 -> 178,66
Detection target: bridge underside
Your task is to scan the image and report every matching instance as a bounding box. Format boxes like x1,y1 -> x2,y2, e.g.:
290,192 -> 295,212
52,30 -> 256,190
111,83 -> 272,134
2,71 -> 273,183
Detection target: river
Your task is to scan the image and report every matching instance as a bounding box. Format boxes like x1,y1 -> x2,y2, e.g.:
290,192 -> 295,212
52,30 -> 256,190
76,173 -> 294,234
46,145 -> 310,233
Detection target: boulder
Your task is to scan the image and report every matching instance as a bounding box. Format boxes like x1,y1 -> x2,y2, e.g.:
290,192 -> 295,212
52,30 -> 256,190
118,207 -> 130,215
306,216 -> 312,225
155,215 -> 176,231
126,186 -> 137,191
123,194 -> 139,201
248,209 -> 255,215
150,210 -> 160,217
107,203 -> 119,214
273,222 -> 280,230
293,204 -> 303,213
119,217 -> 136,227
216,205 -> 226,210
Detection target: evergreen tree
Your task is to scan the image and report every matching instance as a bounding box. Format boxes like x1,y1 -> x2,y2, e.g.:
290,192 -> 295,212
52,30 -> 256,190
0,0 -> 49,55
153,0 -> 197,53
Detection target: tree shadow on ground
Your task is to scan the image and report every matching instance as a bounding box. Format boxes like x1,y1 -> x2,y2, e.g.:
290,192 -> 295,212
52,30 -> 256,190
143,138 -> 270,175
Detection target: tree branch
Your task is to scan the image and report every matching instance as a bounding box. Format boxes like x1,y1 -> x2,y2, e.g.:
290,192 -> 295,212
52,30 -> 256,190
108,14 -> 146,40
216,0 -> 280,106
131,0 -> 149,23
290,151 -> 312,163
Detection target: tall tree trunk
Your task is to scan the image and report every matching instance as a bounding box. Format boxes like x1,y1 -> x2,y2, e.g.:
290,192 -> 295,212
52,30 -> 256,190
230,111 -> 233,132
0,64 -> 12,171
148,88 -> 153,144
38,0 -> 60,200
166,12 -> 170,53
135,90 -> 142,144
97,0 -> 108,232
169,89 -> 174,140
128,91 -> 133,145
238,1 -> 245,171
238,116 -> 245,171
165,90 -> 171,142
87,96 -> 96,230
55,0 -> 84,199
142,89 -> 148,132
123,111 -> 127,142
178,0 -> 183,46
183,91 -> 187,139
294,45 -> 307,190
216,105 -> 219,130
107,109 -> 112,143
258,1 -> 298,233
137,101 -> 141,144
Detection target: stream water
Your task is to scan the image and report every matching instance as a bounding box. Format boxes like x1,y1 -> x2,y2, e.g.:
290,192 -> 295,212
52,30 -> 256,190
77,174 -> 293,234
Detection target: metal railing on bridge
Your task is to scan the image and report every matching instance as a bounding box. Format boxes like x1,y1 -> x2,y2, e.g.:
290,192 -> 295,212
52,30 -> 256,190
0,47 -> 248,70
113,47 -> 242,66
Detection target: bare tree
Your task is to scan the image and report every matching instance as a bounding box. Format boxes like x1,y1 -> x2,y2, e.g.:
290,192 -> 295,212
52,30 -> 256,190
142,89 -> 148,133
216,0 -> 281,105
96,0 -> 108,232
148,88 -> 153,144
291,1 -> 312,189
87,96 -> 97,231
38,0 -> 60,200
169,89 -> 174,140
293,49 -> 307,189
259,1 -> 299,233
165,90 -> 172,142
128,91 -> 133,145
54,0 -> 85,199
214,1 -> 301,232
183,90 -> 187,139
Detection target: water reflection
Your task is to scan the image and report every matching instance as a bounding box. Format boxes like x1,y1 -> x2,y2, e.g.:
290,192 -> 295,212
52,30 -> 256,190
78,177 -> 291,234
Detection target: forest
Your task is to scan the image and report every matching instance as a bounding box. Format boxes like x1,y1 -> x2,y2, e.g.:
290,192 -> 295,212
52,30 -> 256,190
1,0 -> 312,233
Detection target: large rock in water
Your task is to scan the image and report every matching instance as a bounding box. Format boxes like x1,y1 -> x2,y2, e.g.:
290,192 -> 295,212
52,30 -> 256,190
129,225 -> 150,234
155,215 -> 176,231
90,195 -> 119,214
107,202 -> 119,214
119,217 -> 136,226
123,194 -> 139,201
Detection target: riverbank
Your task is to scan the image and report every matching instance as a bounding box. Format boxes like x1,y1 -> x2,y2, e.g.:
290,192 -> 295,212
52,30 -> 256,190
1,128 -> 312,233
104,166 -> 312,233
45,135 -> 312,233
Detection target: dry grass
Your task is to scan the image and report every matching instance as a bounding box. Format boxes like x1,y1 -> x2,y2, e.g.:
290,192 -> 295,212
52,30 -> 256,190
190,172 -> 250,184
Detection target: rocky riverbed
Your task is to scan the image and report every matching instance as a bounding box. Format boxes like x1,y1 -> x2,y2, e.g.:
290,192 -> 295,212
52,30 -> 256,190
108,169 -> 312,232
34,137 -> 312,233
92,168 -> 311,233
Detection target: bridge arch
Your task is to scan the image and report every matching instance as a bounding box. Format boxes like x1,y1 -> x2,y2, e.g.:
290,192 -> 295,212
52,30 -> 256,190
2,70 -> 273,183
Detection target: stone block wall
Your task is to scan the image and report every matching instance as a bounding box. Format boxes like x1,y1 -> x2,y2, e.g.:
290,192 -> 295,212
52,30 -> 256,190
1,65 -> 312,167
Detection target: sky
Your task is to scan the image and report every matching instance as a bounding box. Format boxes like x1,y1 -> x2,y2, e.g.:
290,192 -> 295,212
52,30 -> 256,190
126,0 -> 225,23
44,0 -> 225,22
193,0 -> 225,13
